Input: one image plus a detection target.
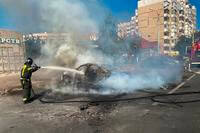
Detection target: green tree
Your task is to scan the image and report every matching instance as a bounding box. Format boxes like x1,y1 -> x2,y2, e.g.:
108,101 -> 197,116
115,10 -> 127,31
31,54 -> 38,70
24,35 -> 44,59
175,31 -> 200,56
96,14 -> 119,56
175,36 -> 192,56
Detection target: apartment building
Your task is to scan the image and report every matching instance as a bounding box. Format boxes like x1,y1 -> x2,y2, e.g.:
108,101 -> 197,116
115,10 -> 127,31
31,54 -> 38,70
24,32 -> 71,44
117,14 -> 139,39
138,0 -> 196,54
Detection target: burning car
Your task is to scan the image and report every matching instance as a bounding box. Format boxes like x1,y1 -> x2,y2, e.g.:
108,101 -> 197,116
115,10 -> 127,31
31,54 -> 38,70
60,55 -> 183,91
61,63 -> 111,90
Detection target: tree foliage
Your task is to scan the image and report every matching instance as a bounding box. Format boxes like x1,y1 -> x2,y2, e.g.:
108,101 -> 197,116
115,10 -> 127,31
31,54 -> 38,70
96,14 -> 141,58
24,36 -> 44,59
96,14 -> 119,55
175,31 -> 200,56
174,36 -> 192,56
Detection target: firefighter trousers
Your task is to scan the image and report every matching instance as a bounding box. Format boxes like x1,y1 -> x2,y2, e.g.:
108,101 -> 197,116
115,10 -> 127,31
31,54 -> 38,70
21,80 -> 32,101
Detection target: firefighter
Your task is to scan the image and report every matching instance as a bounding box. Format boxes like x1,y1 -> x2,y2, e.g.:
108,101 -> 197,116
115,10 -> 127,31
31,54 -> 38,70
20,58 -> 40,104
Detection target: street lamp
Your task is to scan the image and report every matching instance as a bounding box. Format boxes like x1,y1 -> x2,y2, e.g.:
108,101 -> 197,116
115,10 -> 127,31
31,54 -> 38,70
149,8 -> 160,54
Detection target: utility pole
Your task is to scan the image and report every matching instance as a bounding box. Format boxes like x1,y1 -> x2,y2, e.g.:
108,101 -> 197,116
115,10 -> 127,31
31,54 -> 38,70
157,14 -> 160,54
192,28 -> 195,45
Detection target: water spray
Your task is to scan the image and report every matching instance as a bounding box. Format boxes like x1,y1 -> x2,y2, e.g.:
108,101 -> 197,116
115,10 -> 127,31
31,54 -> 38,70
41,66 -> 84,75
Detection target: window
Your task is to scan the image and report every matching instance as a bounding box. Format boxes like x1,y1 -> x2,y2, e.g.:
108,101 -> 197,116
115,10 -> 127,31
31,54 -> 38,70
164,32 -> 169,36
179,10 -> 184,14
164,39 -> 170,44
164,46 -> 170,51
164,24 -> 168,28
164,16 -> 169,21
164,9 -> 169,14
179,29 -> 184,33
172,9 -> 177,14
179,16 -> 184,21
172,17 -> 177,22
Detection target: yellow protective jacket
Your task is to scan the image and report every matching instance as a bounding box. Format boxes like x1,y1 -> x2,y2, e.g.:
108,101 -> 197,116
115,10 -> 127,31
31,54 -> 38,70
20,64 -> 38,81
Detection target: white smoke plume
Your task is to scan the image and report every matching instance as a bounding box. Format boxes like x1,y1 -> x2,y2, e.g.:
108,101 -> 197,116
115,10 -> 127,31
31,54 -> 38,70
0,0 -> 105,66
0,0 -> 99,33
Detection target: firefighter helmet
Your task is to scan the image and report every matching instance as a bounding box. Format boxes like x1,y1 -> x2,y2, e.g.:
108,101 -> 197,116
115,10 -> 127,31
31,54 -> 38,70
25,58 -> 33,65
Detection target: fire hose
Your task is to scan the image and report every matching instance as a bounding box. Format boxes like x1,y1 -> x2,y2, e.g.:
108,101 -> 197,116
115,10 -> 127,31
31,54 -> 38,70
37,90 -> 200,106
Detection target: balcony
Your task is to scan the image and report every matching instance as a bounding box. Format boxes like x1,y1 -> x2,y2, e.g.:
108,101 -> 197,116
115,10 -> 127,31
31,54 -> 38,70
164,31 -> 170,36
179,14 -> 184,17
171,22 -> 175,25
164,43 -> 170,47
164,0 -> 170,3
164,13 -> 169,17
179,29 -> 184,33
171,14 -> 176,18
164,51 -> 170,54
164,0 -> 170,9
164,36 -> 169,39
179,17 -> 184,21
164,39 -> 170,44
180,1 -> 184,5
179,20 -> 184,23
164,21 -> 168,24
164,28 -> 169,32
171,32 -> 175,37
164,16 -> 169,21
180,7 -> 184,10
171,29 -> 176,32
185,31 -> 189,35
179,27 -> 183,29
179,10 -> 184,14
164,9 -> 170,13
171,25 -> 176,28
171,43 -> 175,47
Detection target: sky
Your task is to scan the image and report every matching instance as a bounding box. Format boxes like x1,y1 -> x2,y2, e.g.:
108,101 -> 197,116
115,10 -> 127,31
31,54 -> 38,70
0,0 -> 199,31
99,0 -> 200,29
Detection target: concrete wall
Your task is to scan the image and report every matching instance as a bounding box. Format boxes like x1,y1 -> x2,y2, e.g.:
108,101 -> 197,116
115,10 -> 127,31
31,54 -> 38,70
0,29 -> 25,73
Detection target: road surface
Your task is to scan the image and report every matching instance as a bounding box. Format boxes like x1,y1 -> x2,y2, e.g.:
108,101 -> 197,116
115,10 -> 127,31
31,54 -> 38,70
0,70 -> 200,133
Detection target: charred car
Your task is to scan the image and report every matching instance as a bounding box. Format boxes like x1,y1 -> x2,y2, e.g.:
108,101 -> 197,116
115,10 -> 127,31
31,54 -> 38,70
60,56 -> 183,91
61,63 -> 111,90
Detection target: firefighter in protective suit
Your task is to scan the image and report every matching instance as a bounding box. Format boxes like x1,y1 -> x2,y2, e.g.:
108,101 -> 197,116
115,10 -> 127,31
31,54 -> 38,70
20,58 -> 40,104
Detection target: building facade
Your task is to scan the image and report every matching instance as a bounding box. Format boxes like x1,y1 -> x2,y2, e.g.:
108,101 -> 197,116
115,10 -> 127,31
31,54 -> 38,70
117,14 -> 139,39
137,0 -> 196,54
24,32 -> 71,44
0,29 -> 25,73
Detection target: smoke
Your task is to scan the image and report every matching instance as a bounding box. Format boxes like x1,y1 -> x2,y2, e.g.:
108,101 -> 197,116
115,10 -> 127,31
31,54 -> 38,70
101,67 -> 182,94
0,0 -> 99,33
48,55 -> 183,95
0,0 -> 184,94
40,0 -> 98,33
101,72 -> 165,92
0,0 -> 115,67
75,49 -> 114,67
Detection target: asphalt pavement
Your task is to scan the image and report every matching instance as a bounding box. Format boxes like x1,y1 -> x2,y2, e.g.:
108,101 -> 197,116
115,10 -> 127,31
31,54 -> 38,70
0,69 -> 200,133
